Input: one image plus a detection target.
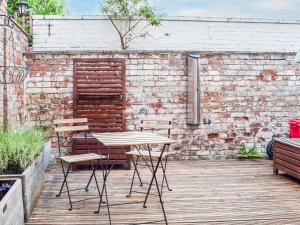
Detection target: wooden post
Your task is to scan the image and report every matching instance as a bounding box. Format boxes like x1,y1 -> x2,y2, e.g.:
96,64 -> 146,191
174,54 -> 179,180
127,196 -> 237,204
14,12 -> 18,21
22,15 -> 25,30
29,11 -> 32,35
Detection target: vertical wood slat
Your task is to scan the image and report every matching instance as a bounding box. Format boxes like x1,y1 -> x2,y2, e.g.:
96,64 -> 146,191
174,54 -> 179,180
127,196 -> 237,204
73,59 -> 130,169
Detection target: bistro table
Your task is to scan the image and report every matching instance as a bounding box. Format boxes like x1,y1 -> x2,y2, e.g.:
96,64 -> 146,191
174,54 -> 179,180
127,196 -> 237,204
92,131 -> 176,225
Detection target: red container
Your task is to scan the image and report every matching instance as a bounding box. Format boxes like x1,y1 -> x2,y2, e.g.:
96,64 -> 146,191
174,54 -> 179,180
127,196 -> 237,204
289,118 -> 300,138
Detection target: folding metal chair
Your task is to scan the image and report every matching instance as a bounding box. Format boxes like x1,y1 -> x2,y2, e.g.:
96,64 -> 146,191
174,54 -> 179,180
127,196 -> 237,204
54,118 -> 105,211
126,116 -> 174,198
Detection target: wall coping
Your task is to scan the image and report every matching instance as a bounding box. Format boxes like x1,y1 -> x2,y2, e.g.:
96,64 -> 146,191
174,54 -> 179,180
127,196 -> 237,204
32,15 -> 300,25
25,50 -> 297,55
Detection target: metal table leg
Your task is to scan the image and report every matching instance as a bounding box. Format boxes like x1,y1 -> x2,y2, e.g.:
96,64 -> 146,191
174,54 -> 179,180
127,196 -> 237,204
143,144 -> 169,225
95,146 -> 126,225
95,146 -> 112,224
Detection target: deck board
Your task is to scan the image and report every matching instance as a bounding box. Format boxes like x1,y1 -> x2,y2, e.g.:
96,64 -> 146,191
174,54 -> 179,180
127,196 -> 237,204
26,160 -> 300,225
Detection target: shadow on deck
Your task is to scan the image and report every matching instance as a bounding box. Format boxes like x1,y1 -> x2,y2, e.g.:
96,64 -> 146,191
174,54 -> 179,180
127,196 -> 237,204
26,159 -> 300,225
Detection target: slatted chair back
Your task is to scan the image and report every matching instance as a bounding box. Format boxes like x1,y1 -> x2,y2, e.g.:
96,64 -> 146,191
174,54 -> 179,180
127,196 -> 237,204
53,118 -> 88,125
54,118 -> 89,156
137,116 -> 172,138
54,118 -> 89,132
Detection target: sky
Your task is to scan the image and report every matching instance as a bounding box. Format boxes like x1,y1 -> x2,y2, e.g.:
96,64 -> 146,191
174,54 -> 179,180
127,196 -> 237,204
66,0 -> 300,20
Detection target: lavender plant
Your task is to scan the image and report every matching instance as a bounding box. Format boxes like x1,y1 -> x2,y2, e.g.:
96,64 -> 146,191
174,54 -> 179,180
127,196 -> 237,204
0,180 -> 14,201
0,125 -> 45,174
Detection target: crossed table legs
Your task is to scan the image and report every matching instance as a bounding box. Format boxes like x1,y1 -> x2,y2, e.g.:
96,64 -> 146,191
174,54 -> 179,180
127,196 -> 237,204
94,143 -> 170,225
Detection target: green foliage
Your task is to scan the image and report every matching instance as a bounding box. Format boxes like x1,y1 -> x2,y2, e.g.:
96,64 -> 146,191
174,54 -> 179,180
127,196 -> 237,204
7,0 -> 64,16
101,0 -> 163,49
7,0 -> 18,16
26,0 -> 64,15
238,142 -> 264,159
33,121 -> 52,138
7,0 -> 64,46
0,125 -> 45,175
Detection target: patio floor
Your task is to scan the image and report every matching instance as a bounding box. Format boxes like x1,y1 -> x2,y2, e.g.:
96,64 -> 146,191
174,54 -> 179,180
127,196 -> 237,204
26,159 -> 300,225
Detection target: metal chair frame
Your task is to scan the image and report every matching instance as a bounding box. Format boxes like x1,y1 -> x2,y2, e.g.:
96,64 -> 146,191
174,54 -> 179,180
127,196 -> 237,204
54,118 -> 103,211
127,118 -> 173,198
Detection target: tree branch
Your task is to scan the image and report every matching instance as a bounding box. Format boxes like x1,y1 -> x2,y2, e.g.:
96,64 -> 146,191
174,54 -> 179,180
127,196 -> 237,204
122,18 -> 142,38
126,23 -> 151,45
106,13 -> 126,49
101,0 -> 163,50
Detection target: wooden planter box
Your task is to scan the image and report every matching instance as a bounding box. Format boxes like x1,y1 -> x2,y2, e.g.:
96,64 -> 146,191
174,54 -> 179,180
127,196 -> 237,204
0,140 -> 51,221
273,138 -> 300,178
0,179 -> 24,225
43,140 -> 52,171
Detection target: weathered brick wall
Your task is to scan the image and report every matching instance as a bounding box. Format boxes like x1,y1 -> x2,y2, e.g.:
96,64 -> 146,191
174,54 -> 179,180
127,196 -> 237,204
194,53 -> 300,159
0,0 -> 28,126
25,52 -> 299,159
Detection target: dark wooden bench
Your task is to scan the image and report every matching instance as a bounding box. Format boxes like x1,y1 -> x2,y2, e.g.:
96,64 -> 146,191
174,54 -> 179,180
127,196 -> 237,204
273,138 -> 300,179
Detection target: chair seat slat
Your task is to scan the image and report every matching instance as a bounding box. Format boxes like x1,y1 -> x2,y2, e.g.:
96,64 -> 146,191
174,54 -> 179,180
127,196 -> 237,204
138,123 -> 172,130
54,118 -> 88,125
59,153 -> 105,163
126,150 -> 174,158
139,116 -> 173,122
55,125 -> 89,133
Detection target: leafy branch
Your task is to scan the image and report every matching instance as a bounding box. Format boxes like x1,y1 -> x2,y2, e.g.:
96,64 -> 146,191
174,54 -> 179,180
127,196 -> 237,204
101,0 -> 163,50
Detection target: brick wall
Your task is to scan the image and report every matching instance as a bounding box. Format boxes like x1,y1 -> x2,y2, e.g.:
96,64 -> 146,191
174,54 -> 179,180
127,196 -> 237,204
25,51 -> 299,159
195,53 -> 300,158
0,0 -> 28,127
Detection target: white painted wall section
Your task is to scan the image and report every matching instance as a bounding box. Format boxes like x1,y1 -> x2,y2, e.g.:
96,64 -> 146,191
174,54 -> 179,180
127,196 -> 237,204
32,15 -> 300,52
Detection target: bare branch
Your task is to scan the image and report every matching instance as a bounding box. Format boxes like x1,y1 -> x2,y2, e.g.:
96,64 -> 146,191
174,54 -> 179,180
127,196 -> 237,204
106,13 -> 126,49
122,18 -> 142,38
126,23 -> 151,45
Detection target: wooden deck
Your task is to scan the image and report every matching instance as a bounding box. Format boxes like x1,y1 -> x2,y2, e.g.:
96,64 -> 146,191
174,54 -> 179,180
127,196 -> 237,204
26,159 -> 300,225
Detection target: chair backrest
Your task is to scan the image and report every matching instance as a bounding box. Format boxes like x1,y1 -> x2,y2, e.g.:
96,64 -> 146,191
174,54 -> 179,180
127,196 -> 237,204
54,118 -> 89,133
54,118 -> 89,157
137,116 -> 172,138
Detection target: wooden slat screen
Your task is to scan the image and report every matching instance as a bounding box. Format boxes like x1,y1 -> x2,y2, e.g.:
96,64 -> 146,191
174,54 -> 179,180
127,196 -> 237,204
72,58 -> 130,169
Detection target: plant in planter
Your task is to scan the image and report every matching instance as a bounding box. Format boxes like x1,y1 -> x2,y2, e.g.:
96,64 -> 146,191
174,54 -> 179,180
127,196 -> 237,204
0,124 -> 50,221
0,126 -> 45,174
34,122 -> 54,170
238,142 -> 264,159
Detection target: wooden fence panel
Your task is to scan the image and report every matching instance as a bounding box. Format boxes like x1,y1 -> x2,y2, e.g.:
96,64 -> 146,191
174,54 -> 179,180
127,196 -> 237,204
73,59 -> 130,169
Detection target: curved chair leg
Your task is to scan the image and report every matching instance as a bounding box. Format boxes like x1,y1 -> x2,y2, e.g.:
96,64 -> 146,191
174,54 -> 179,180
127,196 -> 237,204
127,156 -> 143,197
85,163 -> 96,192
56,160 -> 67,197
63,164 -> 73,211
161,157 -> 172,192
135,157 -> 143,186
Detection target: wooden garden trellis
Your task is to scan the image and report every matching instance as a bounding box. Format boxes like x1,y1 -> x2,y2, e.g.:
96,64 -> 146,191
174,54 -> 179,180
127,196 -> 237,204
72,58 -> 130,169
